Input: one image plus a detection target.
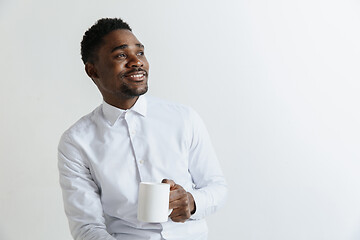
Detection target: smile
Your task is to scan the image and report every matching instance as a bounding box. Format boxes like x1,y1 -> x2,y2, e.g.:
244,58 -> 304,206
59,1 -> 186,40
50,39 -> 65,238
130,74 -> 144,78
125,71 -> 147,81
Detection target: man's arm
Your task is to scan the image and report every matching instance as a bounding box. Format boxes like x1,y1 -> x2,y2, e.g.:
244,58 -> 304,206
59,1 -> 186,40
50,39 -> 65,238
58,133 -> 116,240
162,108 -> 227,223
185,107 -> 228,220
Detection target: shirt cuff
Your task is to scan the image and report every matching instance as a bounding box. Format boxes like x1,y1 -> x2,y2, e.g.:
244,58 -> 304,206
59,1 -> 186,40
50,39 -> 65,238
188,189 -> 206,220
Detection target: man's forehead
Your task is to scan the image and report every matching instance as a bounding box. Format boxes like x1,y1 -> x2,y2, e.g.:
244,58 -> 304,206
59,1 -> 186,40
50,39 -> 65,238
103,29 -> 143,48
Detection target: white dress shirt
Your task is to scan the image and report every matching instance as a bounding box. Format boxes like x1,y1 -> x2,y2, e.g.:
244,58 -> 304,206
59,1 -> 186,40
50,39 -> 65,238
58,95 -> 227,240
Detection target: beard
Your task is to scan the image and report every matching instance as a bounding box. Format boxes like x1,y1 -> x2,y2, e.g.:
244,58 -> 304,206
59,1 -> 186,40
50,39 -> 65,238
120,81 -> 148,98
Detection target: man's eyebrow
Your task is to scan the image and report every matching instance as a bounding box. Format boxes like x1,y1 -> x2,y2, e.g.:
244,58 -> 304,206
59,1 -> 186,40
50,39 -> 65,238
136,43 -> 145,49
111,43 -> 144,53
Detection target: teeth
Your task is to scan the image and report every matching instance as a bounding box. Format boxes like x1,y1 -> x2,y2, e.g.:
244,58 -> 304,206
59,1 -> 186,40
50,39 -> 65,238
130,74 -> 144,78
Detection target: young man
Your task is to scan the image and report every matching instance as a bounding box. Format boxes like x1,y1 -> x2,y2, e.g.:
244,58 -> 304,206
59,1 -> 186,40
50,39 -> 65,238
58,18 -> 227,240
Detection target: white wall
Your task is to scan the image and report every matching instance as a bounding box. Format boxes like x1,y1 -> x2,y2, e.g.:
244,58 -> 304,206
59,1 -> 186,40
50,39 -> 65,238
1,0 -> 359,239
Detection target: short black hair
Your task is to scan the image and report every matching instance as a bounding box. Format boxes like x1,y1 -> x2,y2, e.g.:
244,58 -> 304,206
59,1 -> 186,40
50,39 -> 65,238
81,18 -> 132,64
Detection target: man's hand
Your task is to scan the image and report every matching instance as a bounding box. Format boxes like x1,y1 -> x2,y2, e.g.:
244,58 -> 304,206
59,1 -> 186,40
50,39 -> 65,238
162,179 -> 196,223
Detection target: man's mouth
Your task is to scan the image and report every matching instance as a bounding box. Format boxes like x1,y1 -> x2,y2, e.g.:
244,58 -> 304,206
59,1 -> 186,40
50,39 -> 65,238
124,71 -> 147,82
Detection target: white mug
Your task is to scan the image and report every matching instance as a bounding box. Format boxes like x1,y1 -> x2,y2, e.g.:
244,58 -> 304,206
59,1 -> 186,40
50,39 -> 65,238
137,182 -> 171,223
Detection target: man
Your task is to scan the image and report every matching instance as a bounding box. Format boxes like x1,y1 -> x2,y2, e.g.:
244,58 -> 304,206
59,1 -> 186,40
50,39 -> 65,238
58,18 -> 227,240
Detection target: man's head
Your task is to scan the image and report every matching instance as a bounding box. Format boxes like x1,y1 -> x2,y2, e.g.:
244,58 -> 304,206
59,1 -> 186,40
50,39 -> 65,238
81,18 -> 149,109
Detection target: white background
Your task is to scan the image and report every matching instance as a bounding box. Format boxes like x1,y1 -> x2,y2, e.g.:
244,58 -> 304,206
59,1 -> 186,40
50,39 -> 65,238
1,0 -> 360,239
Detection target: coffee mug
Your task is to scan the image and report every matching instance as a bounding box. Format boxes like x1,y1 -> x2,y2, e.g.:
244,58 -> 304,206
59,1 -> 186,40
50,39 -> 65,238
137,182 -> 171,223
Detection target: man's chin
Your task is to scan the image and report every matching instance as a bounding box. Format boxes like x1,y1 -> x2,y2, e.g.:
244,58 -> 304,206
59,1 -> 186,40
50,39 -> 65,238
122,86 -> 148,98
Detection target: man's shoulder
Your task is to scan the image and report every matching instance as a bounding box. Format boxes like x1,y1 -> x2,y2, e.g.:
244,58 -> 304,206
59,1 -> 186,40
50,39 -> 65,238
61,104 -> 102,141
145,95 -> 194,115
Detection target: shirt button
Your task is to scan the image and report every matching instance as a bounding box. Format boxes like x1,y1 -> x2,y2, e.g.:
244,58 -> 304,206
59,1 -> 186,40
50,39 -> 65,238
130,129 -> 136,135
139,159 -> 144,164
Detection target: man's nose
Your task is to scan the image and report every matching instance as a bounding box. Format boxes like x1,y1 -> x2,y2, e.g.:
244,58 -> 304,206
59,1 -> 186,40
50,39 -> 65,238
126,55 -> 143,68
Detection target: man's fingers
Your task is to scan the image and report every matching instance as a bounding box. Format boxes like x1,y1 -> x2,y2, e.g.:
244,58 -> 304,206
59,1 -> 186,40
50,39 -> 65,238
171,215 -> 190,223
169,196 -> 189,210
169,187 -> 187,202
169,207 -> 191,223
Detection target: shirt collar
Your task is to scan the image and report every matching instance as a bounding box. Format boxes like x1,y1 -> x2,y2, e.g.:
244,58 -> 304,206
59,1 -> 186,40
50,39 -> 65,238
102,95 -> 147,126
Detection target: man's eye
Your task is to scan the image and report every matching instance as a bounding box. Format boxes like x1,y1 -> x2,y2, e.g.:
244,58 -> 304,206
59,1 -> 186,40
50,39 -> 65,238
116,53 -> 126,58
137,51 -> 144,56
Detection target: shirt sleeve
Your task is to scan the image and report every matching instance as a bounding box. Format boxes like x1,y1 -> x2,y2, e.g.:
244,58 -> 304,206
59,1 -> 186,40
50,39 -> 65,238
186,108 -> 228,220
58,132 -> 116,240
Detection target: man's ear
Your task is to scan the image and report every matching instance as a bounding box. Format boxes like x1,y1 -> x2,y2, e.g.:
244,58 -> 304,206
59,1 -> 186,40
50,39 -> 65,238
85,62 -> 99,83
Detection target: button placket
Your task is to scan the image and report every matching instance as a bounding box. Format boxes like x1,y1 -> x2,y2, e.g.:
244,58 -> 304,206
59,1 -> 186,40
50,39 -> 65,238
126,113 -> 136,138
125,112 -> 146,181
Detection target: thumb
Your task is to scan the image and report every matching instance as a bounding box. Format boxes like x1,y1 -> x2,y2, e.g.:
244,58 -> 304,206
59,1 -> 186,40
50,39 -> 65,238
162,179 -> 175,188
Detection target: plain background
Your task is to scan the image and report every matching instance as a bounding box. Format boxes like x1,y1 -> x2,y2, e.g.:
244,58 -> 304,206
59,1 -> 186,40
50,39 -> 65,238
1,0 -> 360,239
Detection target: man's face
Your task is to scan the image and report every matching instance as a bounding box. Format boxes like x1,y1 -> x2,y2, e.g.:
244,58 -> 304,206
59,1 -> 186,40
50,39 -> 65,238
87,29 -> 149,102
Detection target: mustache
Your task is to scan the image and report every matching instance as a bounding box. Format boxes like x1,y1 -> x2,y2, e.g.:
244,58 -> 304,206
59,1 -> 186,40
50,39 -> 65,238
122,68 -> 148,77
